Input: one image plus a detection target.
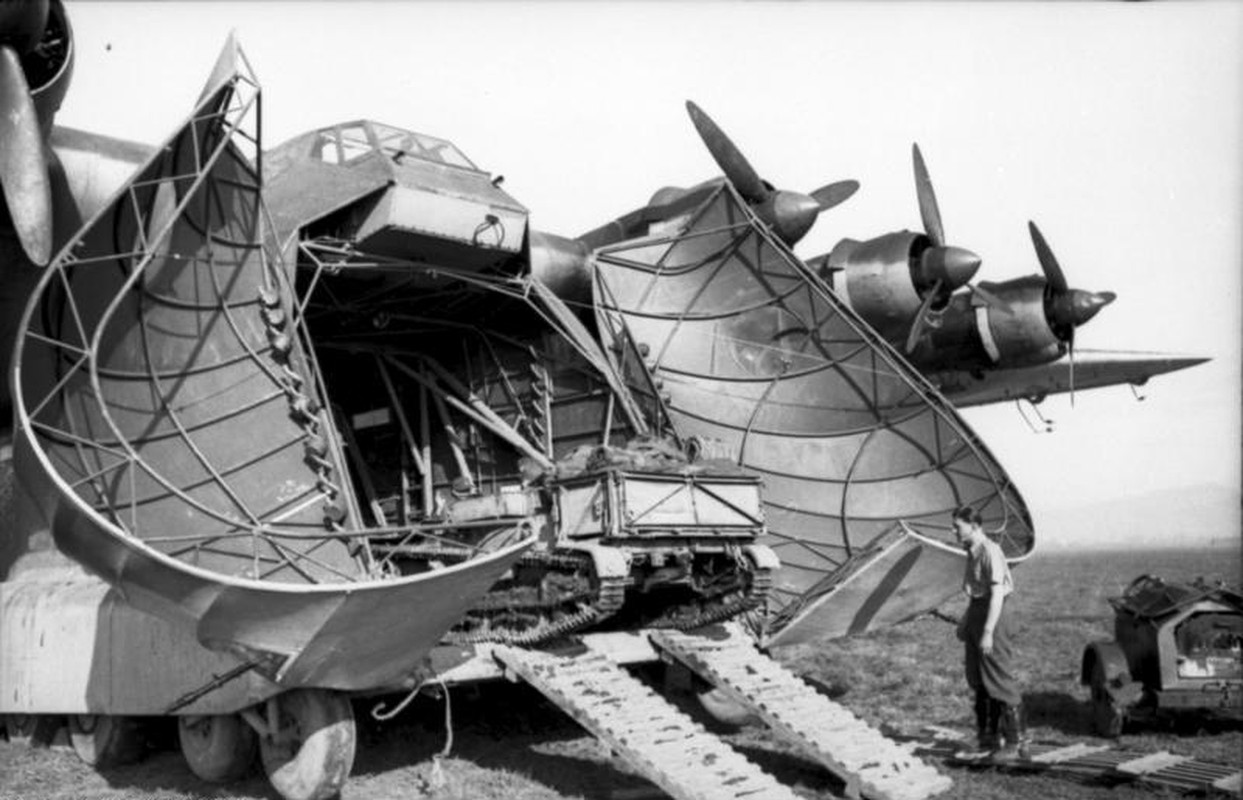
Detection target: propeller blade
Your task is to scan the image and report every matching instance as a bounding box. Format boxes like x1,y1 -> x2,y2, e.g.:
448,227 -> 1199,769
905,278 -> 943,355
912,143 -> 944,247
0,44 -> 51,265
1068,335 -> 1076,408
810,179 -> 860,212
1028,220 -> 1068,294
686,101 -> 769,205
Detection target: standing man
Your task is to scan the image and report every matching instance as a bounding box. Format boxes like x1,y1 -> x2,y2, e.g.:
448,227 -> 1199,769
952,505 -> 1029,761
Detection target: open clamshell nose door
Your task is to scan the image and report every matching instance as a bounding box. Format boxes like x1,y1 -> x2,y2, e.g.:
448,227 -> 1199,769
592,181 -> 1034,646
13,36 -> 533,690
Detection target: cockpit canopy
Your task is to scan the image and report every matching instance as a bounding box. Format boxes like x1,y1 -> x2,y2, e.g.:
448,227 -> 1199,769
314,121 -> 477,171
264,120 -> 529,271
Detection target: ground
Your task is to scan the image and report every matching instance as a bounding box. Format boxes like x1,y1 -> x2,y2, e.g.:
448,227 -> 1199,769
1,546 -> 1239,799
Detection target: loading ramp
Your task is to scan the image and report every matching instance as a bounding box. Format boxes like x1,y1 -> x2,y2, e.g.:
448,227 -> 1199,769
494,626 -> 950,800
651,628 -> 951,800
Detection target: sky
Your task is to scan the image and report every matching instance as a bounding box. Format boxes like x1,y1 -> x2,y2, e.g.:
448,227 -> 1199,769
55,1 -> 1242,549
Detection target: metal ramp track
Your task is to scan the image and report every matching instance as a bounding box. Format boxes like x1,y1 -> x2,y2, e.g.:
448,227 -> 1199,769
651,628 -> 951,800
493,645 -> 803,800
913,726 -> 1241,796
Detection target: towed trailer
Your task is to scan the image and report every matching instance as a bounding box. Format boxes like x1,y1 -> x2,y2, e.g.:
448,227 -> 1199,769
1082,574 -> 1243,737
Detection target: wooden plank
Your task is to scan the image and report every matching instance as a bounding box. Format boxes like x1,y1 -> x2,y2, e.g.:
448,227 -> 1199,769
651,628 -> 951,800
1115,751 -> 1189,776
1212,772 -> 1242,793
1031,743 -> 1110,765
494,645 -> 802,800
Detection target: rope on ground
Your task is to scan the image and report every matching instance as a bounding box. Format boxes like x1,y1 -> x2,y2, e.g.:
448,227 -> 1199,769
927,609 -> 960,626
430,677 -> 454,791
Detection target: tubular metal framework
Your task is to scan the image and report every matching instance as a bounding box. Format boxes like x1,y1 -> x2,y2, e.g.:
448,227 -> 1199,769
11,41 -> 532,690
593,183 -> 1034,642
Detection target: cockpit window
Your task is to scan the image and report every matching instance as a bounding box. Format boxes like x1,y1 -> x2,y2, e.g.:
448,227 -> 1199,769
339,125 -> 372,162
371,122 -> 476,169
314,122 -> 478,170
313,125 -> 376,165
315,132 -> 341,164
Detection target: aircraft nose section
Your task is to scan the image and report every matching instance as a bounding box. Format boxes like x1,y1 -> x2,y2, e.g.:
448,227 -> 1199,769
769,190 -> 822,245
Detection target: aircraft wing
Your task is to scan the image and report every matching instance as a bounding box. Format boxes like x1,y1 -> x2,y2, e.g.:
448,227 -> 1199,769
591,182 -> 1034,646
928,349 -> 1211,408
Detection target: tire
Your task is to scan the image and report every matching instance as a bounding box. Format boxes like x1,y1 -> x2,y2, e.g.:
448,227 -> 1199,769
68,714 -> 145,768
259,690 -> 356,800
1090,660 -> 1127,738
3,715 -> 38,746
179,714 -> 257,783
696,688 -> 759,728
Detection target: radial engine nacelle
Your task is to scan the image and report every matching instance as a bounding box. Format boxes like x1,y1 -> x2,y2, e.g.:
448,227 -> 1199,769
910,271 -> 1117,373
970,276 -> 1064,367
824,232 -> 926,339
822,230 -> 980,342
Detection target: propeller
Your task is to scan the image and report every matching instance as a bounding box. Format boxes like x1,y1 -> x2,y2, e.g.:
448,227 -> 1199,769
685,100 -> 858,245
0,0 -> 53,265
903,144 -> 991,353
1027,220 -> 1117,404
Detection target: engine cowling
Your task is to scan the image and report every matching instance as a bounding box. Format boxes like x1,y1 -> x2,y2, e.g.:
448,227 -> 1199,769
826,231 -> 930,340
973,276 -> 1063,367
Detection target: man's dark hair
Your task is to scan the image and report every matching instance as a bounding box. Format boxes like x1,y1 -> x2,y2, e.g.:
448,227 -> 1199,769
952,506 -> 983,526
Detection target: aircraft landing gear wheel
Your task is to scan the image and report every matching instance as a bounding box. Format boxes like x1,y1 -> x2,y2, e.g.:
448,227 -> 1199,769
258,690 -> 355,800
1090,662 -> 1127,738
68,714 -> 145,768
179,714 -> 257,783
3,714 -> 40,746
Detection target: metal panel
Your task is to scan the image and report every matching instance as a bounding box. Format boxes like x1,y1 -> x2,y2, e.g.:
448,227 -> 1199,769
357,185 -> 526,255
556,477 -> 610,538
0,574 -> 278,714
619,474 -> 762,531
593,183 -> 1033,643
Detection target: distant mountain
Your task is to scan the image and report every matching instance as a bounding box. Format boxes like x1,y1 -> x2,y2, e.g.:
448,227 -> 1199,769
1034,483 -> 1240,551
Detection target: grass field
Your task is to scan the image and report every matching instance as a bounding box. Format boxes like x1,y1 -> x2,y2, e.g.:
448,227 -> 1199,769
1,545 -> 1239,800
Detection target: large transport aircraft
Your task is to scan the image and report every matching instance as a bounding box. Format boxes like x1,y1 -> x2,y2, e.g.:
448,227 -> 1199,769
0,3 -> 1196,799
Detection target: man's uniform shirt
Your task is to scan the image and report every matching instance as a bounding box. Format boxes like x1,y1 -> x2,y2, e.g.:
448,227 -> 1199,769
963,536 -> 1013,599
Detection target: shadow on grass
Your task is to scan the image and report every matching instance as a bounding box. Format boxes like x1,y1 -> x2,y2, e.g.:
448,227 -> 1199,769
99,749 -> 279,800
466,737 -> 656,799
85,718 -> 277,800
352,683 -> 657,799
729,741 -> 849,796
1025,690 -> 1094,737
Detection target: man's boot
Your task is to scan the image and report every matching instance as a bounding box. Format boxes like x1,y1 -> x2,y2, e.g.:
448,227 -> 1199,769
956,692 -> 995,759
992,702 -> 1031,762
975,693 -> 995,750
987,698 -> 1004,751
